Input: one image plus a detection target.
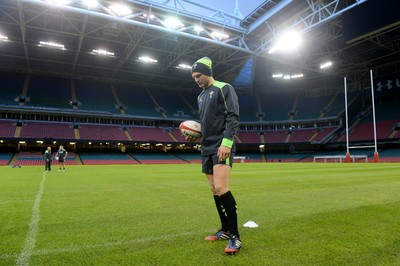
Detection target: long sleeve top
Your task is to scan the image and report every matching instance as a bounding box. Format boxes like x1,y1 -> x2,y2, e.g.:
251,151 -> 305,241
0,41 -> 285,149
197,80 -> 240,156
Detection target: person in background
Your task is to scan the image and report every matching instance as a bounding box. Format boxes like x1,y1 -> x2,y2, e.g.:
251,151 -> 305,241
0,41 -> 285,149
44,146 -> 52,172
55,145 -> 68,172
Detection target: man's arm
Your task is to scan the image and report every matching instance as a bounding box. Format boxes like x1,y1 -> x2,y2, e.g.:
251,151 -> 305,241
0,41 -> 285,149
221,84 -> 240,149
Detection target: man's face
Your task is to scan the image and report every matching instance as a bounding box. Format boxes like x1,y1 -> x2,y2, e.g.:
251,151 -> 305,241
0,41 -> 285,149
192,72 -> 210,88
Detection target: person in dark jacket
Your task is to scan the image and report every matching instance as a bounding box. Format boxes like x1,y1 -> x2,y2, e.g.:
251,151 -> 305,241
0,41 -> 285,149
44,146 -> 52,172
189,56 -> 241,254
55,145 -> 68,172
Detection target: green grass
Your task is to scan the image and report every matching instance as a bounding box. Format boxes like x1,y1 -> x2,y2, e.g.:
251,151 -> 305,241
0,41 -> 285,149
1,163 -> 400,265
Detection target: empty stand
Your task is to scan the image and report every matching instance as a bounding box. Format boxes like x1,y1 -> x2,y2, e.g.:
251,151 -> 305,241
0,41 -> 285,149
78,124 -> 129,141
0,152 -> 13,165
0,120 -> 16,138
238,94 -> 260,122
130,127 -> 176,142
14,151 -> 77,166
236,131 -> 261,144
27,75 -> 71,109
19,122 -> 75,140
259,92 -> 296,121
114,85 -> 161,117
79,152 -> 137,165
75,80 -> 117,113
0,71 -> 25,106
148,88 -> 194,119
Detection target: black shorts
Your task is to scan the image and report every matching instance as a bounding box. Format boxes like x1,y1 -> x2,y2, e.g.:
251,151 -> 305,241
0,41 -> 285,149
58,158 -> 65,163
201,152 -> 234,174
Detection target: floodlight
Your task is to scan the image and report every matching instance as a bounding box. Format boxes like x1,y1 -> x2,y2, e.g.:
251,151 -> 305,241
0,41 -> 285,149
320,61 -> 333,69
283,75 -> 291,80
109,4 -> 132,16
82,0 -> 98,8
212,31 -> 229,39
291,73 -> 304,79
142,13 -> 155,19
38,41 -> 65,49
268,31 -> 302,54
138,56 -> 157,63
194,25 -> 204,33
272,73 -> 283,78
178,63 -> 192,70
92,49 -> 114,56
164,17 -> 184,29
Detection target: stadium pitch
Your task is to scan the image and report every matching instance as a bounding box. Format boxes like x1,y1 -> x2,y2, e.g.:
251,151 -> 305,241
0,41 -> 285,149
1,163 -> 400,265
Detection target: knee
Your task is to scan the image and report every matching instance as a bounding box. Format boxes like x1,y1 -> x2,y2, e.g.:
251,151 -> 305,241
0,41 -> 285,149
213,185 -> 228,196
209,186 -> 217,195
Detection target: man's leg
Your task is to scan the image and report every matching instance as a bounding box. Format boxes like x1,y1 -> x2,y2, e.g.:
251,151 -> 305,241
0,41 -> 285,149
213,164 -> 242,254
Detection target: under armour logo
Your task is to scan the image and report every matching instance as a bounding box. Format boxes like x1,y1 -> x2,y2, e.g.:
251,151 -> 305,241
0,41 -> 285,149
209,91 -> 214,98
376,79 -> 400,92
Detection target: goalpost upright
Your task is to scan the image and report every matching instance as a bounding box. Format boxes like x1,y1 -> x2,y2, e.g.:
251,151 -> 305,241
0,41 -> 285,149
344,70 -> 379,163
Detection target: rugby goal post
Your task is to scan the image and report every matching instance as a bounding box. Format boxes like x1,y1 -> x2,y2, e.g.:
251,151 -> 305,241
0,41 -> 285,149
344,70 -> 379,163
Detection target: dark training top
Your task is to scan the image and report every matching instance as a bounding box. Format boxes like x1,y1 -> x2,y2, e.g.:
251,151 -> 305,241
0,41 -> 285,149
44,150 -> 52,160
56,149 -> 67,159
197,80 -> 240,156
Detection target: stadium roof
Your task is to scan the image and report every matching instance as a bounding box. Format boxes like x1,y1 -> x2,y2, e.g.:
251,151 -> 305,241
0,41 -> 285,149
0,0 -> 399,93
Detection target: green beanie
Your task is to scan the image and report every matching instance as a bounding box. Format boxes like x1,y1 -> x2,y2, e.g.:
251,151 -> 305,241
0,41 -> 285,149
191,57 -> 213,76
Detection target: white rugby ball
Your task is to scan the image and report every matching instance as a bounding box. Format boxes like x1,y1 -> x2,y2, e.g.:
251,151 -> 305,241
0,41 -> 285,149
179,120 -> 201,139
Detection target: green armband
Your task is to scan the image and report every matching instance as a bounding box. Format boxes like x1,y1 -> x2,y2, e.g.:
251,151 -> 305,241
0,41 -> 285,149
221,138 -> 233,148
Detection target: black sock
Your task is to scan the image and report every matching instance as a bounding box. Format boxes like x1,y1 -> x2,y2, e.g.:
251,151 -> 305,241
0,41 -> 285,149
213,195 -> 229,232
219,190 -> 240,238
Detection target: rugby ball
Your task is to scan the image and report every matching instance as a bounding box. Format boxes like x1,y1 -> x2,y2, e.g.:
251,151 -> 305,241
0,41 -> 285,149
179,120 -> 202,139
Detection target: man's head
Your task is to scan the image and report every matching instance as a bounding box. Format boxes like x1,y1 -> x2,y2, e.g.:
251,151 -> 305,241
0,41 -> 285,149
191,57 -> 214,88
59,145 -> 63,150
47,146 -> 51,151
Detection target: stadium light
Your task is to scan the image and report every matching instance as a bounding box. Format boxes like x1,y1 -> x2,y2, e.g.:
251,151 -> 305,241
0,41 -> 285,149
141,13 -> 155,19
268,31 -> 302,54
177,63 -> 192,70
272,73 -> 283,78
91,49 -> 114,56
291,73 -> 304,79
194,25 -> 204,33
163,17 -> 184,29
320,61 -> 333,69
109,4 -> 132,16
82,0 -> 98,8
138,56 -> 157,63
283,75 -> 291,80
38,41 -> 65,49
212,31 -> 229,40
0,35 -> 8,42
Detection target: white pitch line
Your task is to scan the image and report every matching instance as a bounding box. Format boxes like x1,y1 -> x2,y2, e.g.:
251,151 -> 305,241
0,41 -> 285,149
1,229 -> 211,260
16,172 -> 47,266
